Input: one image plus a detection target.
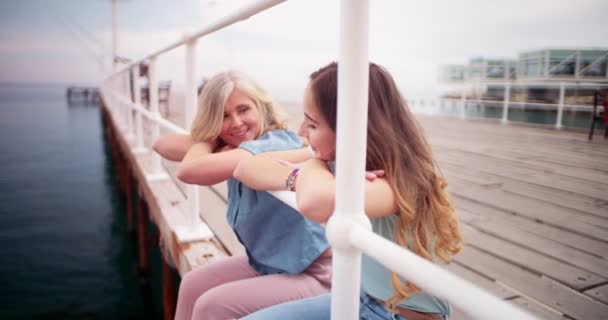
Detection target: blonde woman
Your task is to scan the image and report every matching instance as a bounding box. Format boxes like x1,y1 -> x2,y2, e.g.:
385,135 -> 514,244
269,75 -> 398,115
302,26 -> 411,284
235,62 -> 462,320
153,71 -> 331,320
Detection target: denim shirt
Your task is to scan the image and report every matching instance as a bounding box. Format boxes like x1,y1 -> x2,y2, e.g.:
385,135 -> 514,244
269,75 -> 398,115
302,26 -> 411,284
227,129 -> 330,275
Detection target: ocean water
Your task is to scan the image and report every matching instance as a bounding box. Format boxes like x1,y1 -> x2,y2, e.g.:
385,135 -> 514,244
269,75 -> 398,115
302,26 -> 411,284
0,83 -> 164,320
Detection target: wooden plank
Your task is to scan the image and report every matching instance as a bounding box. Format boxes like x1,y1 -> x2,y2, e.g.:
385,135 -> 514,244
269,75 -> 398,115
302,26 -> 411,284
421,116 -> 608,161
460,225 -> 605,290
198,185 -> 244,256
446,263 -> 517,299
468,143 -> 608,184
458,210 -> 608,278
438,150 -> 608,201
448,179 -> 608,241
455,246 -> 608,320
585,284 -> 608,305
510,297 -> 566,320
434,135 -> 608,174
455,197 -> 608,259
443,163 -> 608,220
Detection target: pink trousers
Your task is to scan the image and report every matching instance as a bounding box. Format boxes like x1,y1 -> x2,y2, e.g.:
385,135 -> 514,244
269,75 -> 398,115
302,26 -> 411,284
174,255 -> 332,320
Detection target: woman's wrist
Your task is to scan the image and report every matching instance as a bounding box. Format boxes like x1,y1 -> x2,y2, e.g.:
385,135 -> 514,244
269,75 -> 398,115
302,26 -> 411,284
285,168 -> 300,191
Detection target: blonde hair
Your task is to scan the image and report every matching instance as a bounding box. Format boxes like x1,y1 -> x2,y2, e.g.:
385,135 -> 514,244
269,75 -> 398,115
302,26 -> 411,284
191,70 -> 287,143
309,62 -> 462,308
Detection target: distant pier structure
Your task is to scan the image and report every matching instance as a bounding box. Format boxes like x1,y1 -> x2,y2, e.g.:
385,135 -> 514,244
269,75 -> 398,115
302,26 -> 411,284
439,47 -> 608,106
67,86 -> 101,105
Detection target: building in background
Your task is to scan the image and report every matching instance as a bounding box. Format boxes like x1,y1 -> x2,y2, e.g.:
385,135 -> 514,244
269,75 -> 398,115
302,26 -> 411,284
440,48 -> 608,106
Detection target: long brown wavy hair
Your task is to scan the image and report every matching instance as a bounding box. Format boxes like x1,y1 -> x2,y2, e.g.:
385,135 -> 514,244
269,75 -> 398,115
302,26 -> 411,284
309,62 -> 462,308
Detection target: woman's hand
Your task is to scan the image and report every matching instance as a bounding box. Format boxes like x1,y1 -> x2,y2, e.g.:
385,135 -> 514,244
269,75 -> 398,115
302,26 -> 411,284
365,170 -> 385,181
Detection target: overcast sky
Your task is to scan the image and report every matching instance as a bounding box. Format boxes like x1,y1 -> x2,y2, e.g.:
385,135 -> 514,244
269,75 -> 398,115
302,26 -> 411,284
1,0 -> 607,101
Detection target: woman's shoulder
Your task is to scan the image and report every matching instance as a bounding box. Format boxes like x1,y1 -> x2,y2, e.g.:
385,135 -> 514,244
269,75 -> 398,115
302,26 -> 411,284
259,129 -> 300,141
239,129 -> 303,154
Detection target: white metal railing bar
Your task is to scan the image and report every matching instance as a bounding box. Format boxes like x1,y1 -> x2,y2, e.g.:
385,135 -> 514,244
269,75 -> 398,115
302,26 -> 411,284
113,0 -> 287,76
485,81 -> 606,88
132,66 -> 146,152
348,224 -> 538,320
267,189 -> 538,320
175,35 -> 208,243
104,85 -> 213,241
440,98 -> 596,110
556,83 -> 566,128
502,82 -> 511,123
327,0 -> 370,319
101,0 -> 291,245
147,56 -> 167,176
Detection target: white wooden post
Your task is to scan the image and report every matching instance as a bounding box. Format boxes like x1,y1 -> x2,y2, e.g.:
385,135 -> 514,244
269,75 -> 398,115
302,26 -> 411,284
326,1 -> 371,319
556,82 -> 565,129
501,82 -> 511,123
111,0 -> 117,72
185,36 -> 199,229
175,35 -> 213,243
132,66 -> 146,152
147,57 -> 169,180
125,72 -> 134,136
575,51 -> 581,79
460,90 -> 467,119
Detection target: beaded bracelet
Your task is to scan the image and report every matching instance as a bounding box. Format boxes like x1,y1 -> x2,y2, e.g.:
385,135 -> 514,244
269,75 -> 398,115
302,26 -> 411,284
285,168 -> 300,192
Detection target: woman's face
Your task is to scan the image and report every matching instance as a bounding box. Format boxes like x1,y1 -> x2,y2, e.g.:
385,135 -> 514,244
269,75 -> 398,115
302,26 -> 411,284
298,84 -> 336,161
219,88 -> 261,147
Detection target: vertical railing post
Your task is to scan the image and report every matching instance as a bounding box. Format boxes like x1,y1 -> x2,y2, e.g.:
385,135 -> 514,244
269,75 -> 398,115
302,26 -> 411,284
185,35 -> 200,228
326,1 -> 371,320
111,0 -> 117,72
132,65 -> 146,151
174,35 -> 211,243
501,82 -> 511,123
148,57 -> 166,176
125,72 -> 134,135
460,89 -> 467,119
556,82 -> 565,129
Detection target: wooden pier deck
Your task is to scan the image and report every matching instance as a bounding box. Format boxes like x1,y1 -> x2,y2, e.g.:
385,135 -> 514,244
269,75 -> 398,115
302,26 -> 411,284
101,93 -> 608,320
417,117 -> 608,320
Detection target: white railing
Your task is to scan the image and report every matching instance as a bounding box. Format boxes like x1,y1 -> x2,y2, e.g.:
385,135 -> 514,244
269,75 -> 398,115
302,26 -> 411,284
100,0 -> 539,319
407,95 -> 604,129
421,81 -> 606,129
100,0 -> 288,243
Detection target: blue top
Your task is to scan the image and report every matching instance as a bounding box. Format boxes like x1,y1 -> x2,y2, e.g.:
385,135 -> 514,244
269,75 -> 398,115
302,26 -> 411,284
361,214 -> 451,316
226,129 -> 330,275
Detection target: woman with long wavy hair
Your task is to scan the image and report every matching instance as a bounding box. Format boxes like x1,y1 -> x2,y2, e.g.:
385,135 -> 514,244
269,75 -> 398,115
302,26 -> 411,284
234,62 -> 462,320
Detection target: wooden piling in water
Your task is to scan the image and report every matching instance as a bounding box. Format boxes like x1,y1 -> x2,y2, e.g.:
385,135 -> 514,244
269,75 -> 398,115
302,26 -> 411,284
125,167 -> 134,233
162,260 -> 178,320
137,194 -> 150,277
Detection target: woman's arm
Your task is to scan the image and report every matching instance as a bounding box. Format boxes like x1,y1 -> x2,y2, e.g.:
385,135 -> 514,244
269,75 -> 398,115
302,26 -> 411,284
152,133 -> 193,161
176,142 -> 253,185
233,154 -> 294,190
233,147 -> 313,190
296,159 -> 397,223
235,155 -> 397,223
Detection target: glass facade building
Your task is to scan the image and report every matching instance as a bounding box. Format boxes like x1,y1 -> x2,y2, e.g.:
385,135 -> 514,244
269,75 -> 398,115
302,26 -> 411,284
518,49 -> 608,79
440,48 -> 608,83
